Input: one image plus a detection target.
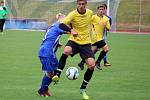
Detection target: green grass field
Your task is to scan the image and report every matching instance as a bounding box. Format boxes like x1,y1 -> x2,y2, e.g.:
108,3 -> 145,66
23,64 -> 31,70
0,30 -> 150,100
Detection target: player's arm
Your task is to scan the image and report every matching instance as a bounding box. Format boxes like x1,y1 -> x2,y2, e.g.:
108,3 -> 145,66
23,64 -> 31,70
59,11 -> 77,36
105,19 -> 110,31
59,23 -> 71,32
59,23 -> 77,36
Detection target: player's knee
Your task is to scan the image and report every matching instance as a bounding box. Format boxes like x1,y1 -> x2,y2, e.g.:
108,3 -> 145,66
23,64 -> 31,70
86,58 -> 95,70
104,48 -> 109,52
63,46 -> 72,56
103,45 -> 109,52
88,63 -> 95,70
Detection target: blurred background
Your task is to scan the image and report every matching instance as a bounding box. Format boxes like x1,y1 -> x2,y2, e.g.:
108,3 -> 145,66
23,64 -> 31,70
2,0 -> 150,33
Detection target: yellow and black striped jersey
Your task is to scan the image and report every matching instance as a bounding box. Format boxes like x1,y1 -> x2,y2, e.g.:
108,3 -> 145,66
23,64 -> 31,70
62,9 -> 93,45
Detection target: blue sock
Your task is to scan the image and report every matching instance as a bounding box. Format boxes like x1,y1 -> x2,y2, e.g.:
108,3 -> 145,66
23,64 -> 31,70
40,74 -> 52,91
103,54 -> 107,64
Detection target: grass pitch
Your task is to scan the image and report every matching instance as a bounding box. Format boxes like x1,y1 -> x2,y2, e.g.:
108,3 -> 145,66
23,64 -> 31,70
0,30 -> 150,100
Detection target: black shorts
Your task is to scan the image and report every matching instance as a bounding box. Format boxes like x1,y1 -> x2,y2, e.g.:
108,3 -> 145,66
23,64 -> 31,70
92,40 -> 106,48
66,40 -> 95,60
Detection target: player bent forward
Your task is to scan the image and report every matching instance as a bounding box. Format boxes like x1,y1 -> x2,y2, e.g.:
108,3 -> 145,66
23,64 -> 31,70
37,13 -> 76,97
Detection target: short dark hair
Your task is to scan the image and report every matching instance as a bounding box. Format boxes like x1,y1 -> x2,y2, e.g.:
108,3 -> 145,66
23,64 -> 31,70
102,3 -> 107,9
97,4 -> 105,10
77,0 -> 87,3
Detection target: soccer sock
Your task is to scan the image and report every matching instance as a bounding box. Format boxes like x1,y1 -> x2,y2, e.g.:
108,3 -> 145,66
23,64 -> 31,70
103,54 -> 107,64
40,74 -> 52,91
56,53 -> 68,77
96,50 -> 107,63
80,68 -> 94,90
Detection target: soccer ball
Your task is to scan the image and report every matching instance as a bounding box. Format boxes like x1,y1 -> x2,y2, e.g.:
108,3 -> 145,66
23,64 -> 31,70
66,67 -> 79,80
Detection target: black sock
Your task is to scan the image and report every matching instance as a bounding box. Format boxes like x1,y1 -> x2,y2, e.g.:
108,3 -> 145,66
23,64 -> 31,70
96,50 -> 106,63
56,54 -> 68,77
80,68 -> 94,89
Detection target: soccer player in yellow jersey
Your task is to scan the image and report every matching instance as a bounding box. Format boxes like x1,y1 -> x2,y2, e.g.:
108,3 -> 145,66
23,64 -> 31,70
78,4 -> 110,70
91,4 -> 110,70
102,3 -> 112,66
52,0 -> 95,100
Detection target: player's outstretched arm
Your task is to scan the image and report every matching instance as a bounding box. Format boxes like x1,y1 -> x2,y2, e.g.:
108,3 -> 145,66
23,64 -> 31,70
59,23 -> 78,36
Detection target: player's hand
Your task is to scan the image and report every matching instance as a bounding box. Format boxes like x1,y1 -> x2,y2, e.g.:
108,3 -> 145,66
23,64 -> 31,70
71,29 -> 78,37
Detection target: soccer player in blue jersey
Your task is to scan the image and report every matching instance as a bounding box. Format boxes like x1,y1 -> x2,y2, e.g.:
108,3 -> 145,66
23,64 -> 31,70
102,3 -> 112,67
37,13 -> 77,97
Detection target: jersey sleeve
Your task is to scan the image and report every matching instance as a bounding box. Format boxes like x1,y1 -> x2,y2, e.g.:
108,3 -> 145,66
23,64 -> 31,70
62,11 -> 74,26
106,18 -> 110,31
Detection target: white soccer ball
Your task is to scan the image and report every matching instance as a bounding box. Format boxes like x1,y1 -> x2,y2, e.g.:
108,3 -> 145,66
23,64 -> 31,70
66,67 -> 79,80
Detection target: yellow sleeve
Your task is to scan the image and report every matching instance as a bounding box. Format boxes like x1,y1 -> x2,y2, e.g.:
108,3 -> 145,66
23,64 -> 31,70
62,11 -> 74,25
106,19 -> 110,31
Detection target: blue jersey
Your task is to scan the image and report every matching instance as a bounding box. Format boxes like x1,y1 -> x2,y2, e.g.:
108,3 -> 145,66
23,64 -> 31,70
38,21 -> 65,58
103,15 -> 112,41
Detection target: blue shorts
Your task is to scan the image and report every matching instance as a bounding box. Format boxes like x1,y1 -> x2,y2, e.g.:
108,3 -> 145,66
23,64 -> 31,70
39,57 -> 58,72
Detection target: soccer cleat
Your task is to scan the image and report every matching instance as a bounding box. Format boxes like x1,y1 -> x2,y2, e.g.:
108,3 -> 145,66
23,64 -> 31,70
38,89 -> 51,97
78,62 -> 84,70
104,62 -> 111,66
96,62 -> 102,70
52,75 -> 59,85
80,89 -> 89,100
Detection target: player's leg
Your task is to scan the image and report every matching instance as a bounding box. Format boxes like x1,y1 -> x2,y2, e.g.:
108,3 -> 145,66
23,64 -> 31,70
102,34 -> 111,66
52,41 -> 74,83
0,19 -> 3,32
0,19 -> 5,32
56,46 -> 72,77
80,58 -> 95,100
103,54 -> 111,66
103,54 -> 107,64
79,45 -> 95,100
78,45 -> 98,70
80,58 -> 95,89
38,57 -> 58,97
96,44 -> 109,70
52,46 -> 71,81
38,72 -> 53,97
78,59 -> 85,70
102,41 -> 111,66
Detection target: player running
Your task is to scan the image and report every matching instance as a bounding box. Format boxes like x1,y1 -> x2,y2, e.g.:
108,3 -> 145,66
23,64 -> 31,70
52,0 -> 95,100
102,3 -> 112,67
78,4 -> 111,70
